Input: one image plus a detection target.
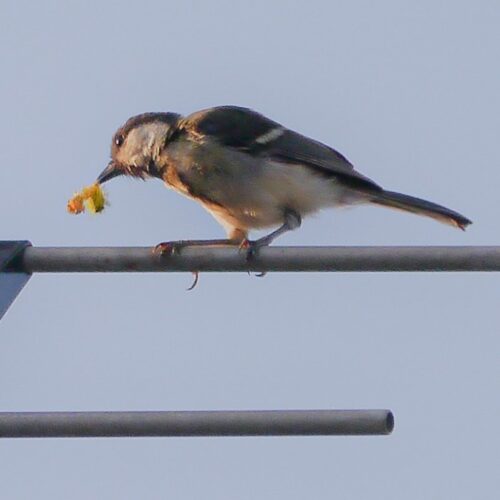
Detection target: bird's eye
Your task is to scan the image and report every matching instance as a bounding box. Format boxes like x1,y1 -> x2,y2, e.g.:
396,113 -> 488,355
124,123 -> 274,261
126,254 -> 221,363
115,135 -> 124,147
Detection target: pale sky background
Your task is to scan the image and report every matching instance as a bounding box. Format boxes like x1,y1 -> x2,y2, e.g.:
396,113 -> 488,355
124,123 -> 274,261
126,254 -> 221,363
1,1 -> 499,499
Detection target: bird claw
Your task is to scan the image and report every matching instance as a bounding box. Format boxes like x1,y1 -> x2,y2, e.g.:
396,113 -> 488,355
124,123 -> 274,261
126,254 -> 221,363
187,272 -> 200,291
238,239 -> 268,277
153,241 -> 187,256
238,239 -> 261,261
153,243 -> 200,290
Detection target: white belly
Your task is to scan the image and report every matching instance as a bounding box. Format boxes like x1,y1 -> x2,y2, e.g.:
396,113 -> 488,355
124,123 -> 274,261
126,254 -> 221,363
200,161 -> 365,233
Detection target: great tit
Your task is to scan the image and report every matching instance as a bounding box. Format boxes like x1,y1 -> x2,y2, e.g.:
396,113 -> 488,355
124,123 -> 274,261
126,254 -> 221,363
97,105 -> 471,254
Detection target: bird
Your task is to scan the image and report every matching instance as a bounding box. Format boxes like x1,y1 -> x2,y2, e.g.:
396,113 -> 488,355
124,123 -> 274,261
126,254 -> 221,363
96,105 -> 471,254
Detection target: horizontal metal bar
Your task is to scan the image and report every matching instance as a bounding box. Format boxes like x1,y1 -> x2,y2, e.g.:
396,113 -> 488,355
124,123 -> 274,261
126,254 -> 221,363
9,245 -> 500,273
0,410 -> 393,438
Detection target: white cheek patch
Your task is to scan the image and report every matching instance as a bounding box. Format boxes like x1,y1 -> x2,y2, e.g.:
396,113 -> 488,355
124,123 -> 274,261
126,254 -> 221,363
122,129 -> 144,157
254,127 -> 285,144
147,133 -> 156,150
122,123 -> 170,161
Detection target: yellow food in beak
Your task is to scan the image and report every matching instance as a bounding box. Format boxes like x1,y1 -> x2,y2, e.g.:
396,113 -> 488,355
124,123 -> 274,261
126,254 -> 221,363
67,183 -> 107,214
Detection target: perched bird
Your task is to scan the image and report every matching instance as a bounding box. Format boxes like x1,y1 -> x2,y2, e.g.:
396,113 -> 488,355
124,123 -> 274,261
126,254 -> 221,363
97,106 -> 471,253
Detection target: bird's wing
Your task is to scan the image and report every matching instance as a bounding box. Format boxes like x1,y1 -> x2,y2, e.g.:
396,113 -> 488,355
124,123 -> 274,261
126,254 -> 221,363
182,106 -> 381,192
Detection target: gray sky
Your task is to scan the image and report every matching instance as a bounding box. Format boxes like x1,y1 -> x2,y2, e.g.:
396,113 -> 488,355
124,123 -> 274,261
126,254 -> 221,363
1,1 -> 499,498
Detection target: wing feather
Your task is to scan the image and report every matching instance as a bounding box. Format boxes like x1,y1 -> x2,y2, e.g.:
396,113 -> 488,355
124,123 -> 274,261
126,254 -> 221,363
183,106 -> 381,192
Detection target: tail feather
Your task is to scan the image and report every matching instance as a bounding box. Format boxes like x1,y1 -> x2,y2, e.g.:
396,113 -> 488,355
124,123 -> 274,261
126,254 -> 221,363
370,190 -> 472,230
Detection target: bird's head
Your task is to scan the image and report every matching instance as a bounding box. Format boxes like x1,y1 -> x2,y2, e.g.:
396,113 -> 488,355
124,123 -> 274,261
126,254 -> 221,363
97,112 -> 181,184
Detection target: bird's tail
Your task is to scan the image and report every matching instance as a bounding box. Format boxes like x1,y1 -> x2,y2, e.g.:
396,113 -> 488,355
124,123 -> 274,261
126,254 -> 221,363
369,190 -> 472,230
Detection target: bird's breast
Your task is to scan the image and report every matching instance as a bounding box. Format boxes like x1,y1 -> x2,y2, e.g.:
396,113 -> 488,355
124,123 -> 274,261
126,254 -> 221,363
162,140 -> 364,230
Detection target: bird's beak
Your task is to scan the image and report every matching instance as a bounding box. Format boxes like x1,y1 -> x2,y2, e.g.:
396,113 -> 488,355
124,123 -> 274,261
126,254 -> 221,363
97,161 -> 122,184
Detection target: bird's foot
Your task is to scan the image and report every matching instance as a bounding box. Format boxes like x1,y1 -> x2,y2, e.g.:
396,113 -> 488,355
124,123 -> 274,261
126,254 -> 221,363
238,239 -> 257,260
153,240 -> 192,256
154,238 -> 239,256
238,237 -> 274,260
238,238 -> 268,277
152,242 -> 200,290
187,271 -> 200,291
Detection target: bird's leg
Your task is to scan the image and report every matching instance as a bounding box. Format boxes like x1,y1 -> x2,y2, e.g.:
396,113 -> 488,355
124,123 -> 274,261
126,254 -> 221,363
154,229 -> 248,256
243,209 -> 302,260
154,238 -> 240,256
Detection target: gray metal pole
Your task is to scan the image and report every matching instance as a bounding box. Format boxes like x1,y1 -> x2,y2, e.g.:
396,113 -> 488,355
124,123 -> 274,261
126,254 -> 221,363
12,245 -> 500,273
0,410 -> 393,438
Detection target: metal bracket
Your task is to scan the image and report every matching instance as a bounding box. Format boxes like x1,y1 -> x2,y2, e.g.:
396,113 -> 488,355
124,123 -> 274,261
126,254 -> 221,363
0,241 -> 31,320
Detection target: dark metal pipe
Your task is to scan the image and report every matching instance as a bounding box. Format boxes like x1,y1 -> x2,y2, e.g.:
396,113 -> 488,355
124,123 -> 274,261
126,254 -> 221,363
12,246 -> 500,273
0,410 -> 394,438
